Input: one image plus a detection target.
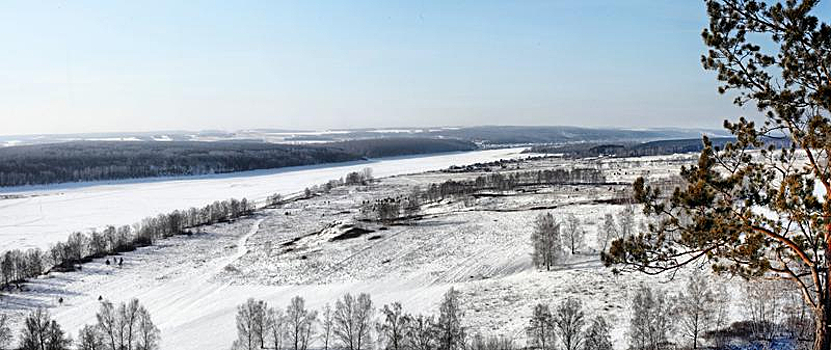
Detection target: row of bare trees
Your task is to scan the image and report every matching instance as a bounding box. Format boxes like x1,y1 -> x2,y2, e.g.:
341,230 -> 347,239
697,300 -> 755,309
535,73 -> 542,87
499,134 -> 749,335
423,169 -> 606,203
627,273 -> 815,350
530,213 -> 588,270
526,298 -> 612,350
301,168 -> 375,200
360,168 -> 607,224
0,298 -> 158,350
0,197 -> 255,293
531,204 -> 640,271
232,289 -> 470,350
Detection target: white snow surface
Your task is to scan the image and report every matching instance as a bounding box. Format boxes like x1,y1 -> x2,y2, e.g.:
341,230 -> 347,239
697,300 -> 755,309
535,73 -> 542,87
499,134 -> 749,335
0,148 -> 527,251
0,154 -> 739,350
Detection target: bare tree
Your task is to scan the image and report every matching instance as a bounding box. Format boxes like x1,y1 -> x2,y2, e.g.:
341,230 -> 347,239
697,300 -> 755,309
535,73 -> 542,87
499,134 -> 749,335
674,272 -> 717,350
379,303 -> 411,350
0,314 -> 11,350
596,213 -> 617,253
333,293 -> 375,350
616,205 -> 635,241
1,252 -> 13,287
403,187 -> 422,218
405,314 -> 437,350
526,304 -> 556,350
469,333 -> 515,350
743,280 -> 788,341
437,288 -> 464,350
582,316 -> 612,350
554,298 -> 585,350
267,307 -> 286,350
96,301 -> 119,350
95,298 -> 158,350
531,213 -> 562,271
286,296 -> 317,350
135,306 -> 159,350
710,282 -> 731,349
783,287 -> 814,345
233,299 -> 259,350
251,300 -> 269,349
19,308 -> 71,350
66,231 -> 89,263
320,304 -> 333,350
628,285 -> 672,350
77,324 -> 105,350
562,214 -> 585,255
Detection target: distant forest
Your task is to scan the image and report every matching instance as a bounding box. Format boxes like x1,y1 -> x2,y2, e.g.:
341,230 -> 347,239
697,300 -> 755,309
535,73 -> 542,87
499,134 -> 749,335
326,137 -> 477,158
0,138 -> 478,187
526,137 -> 791,158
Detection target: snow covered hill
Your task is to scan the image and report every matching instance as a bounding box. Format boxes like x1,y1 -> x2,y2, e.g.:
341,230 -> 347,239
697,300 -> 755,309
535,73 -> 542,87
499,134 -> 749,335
2,153 -> 742,350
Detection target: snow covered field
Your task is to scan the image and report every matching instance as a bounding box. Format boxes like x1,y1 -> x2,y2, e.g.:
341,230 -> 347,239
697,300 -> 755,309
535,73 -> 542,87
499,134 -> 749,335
1,153 -> 734,350
0,148 -> 527,250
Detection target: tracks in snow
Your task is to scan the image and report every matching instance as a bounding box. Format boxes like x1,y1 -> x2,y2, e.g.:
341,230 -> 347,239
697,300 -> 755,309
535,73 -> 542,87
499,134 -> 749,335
213,217 -> 263,276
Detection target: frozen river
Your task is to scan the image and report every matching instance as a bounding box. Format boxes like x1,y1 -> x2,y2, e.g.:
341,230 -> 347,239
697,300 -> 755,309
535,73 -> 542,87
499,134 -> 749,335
0,148 -> 527,250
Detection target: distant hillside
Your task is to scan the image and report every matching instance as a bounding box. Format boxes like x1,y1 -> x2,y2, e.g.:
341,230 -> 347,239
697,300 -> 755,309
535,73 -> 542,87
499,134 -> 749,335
0,126 -> 725,147
427,126 -> 723,145
526,137 -> 789,158
0,141 -> 361,187
325,137 -> 478,158
0,138 -> 481,187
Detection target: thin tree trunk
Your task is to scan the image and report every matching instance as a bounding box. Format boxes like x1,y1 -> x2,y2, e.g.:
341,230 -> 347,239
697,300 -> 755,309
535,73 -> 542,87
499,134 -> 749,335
814,303 -> 829,350
820,231 -> 831,350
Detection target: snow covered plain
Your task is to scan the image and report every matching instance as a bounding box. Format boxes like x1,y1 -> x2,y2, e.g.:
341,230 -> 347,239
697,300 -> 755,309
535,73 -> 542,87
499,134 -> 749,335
1,153 -> 743,350
0,148 -> 527,250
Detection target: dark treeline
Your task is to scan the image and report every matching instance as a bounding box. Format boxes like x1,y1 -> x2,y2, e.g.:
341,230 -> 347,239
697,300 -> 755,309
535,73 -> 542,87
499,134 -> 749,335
324,138 -> 478,158
443,156 -> 555,174
300,168 -> 375,200
526,136 -> 791,159
0,138 -> 480,187
1,197 -> 255,292
0,141 -> 361,187
425,168 -> 606,200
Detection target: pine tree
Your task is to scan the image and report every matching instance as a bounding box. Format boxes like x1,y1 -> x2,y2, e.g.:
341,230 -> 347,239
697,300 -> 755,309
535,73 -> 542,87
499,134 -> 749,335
602,2 -> 831,348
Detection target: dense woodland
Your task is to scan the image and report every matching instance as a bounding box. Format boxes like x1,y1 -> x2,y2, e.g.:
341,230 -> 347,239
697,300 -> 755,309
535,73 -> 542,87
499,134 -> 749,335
526,136 -> 791,159
324,138 -> 478,158
0,141 -> 360,187
0,138 -> 479,187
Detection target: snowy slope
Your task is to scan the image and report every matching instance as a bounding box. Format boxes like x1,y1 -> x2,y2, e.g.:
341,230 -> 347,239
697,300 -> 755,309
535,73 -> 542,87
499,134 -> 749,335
1,154 -> 734,350
0,148 -> 527,250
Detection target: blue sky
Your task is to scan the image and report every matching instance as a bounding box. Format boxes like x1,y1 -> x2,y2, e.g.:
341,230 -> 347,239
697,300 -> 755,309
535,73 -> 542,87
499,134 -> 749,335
2,1 -> 827,135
